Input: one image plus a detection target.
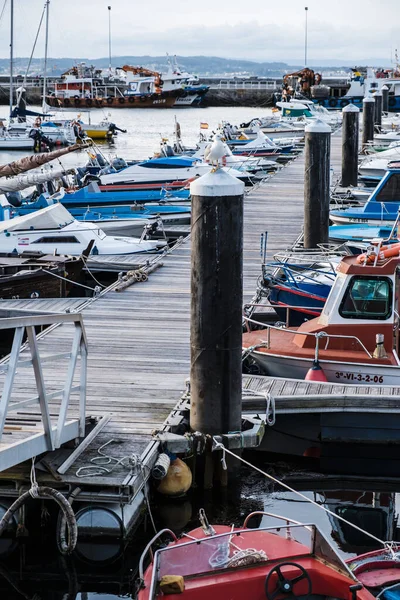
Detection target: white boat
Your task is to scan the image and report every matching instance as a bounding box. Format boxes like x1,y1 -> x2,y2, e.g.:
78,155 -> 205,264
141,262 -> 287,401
0,128 -> 34,150
100,156 -> 254,187
0,204 -> 167,256
276,99 -> 342,128
161,55 -> 209,107
238,118 -> 305,140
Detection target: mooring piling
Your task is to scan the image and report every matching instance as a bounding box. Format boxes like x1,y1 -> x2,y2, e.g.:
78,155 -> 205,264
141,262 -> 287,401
341,104 -> 359,187
362,96 -> 375,149
381,85 -> 389,113
189,168 -> 244,438
304,120 -> 331,248
374,91 -> 383,128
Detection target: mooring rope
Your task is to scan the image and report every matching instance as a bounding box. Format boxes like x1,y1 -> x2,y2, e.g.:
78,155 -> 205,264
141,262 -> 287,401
212,440 -> 393,551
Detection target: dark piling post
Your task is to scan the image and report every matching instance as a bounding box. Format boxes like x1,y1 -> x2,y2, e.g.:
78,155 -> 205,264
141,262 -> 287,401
304,120 -> 331,248
362,96 -> 375,150
16,86 -> 26,122
382,85 -> 389,113
190,169 -> 244,438
374,91 -> 383,128
341,104 -> 359,187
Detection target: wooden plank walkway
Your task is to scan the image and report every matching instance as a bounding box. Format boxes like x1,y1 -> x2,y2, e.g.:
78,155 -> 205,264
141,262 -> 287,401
0,131 -> 347,501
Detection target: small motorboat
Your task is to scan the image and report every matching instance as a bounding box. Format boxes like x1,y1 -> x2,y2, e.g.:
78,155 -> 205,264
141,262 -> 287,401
137,509 -> 378,600
330,165 -> 400,226
243,250 -> 400,385
99,155 -> 256,188
0,203 -> 167,256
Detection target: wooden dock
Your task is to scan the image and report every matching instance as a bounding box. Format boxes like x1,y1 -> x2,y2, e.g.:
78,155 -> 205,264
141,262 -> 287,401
0,129 -> 371,505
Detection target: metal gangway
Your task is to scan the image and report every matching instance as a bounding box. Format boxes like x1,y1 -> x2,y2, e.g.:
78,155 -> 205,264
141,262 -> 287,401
0,313 -> 87,472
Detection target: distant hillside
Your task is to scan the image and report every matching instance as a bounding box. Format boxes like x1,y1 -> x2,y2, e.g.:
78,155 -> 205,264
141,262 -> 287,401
0,55 -> 352,77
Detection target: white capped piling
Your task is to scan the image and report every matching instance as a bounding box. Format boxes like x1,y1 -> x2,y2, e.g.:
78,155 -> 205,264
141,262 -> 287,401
362,96 -> 375,149
341,104 -> 360,187
374,91 -> 383,127
304,120 -> 331,249
381,85 -> 389,113
189,168 -> 244,436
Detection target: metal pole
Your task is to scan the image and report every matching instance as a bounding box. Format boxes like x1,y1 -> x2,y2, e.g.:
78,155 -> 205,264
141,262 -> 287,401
9,0 -> 13,117
362,96 -> 375,150
42,0 -> 50,113
341,104 -> 359,187
381,85 -> 389,113
189,169 -> 244,436
304,120 -> 331,248
374,91 -> 382,128
108,5 -> 112,77
304,7 -> 308,67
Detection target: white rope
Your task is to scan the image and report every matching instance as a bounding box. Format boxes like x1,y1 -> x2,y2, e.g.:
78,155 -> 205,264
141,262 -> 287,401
75,439 -> 139,477
29,456 -> 40,499
212,440 -> 394,551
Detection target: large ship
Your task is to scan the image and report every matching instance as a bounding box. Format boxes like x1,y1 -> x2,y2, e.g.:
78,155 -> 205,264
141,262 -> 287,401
45,63 -> 182,109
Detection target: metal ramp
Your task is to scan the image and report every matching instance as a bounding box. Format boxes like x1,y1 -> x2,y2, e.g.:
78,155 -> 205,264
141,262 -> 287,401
0,313 -> 87,472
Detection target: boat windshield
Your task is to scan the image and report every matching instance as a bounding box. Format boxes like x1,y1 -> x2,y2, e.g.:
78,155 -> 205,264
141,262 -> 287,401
150,524 -> 354,596
375,172 -> 400,202
339,275 -> 393,320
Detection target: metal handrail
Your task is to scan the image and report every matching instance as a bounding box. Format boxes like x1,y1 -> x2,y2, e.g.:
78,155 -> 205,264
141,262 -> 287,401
243,511 -> 303,528
138,528 -> 178,583
243,315 -> 373,359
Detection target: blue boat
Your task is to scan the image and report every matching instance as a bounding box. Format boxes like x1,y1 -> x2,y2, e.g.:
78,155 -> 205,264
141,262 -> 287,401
330,166 -> 400,226
262,259 -> 337,326
329,224 -> 397,249
36,183 -> 190,209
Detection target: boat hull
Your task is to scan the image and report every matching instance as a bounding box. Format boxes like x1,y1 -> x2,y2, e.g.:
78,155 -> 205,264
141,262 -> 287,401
313,95 -> 400,112
46,92 -> 180,109
247,349 -> 399,386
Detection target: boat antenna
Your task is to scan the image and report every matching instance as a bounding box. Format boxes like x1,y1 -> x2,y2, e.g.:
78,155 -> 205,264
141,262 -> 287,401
108,5 -> 112,78
9,0 -> 13,118
42,0 -> 50,114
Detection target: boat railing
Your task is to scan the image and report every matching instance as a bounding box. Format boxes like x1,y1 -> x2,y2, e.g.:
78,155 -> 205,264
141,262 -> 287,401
242,315 -> 373,359
138,528 -> 178,583
243,511 -> 306,540
243,302 -> 323,330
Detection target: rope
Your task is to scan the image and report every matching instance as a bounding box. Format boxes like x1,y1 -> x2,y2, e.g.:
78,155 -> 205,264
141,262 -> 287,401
75,439 -> 139,477
212,440 -> 392,551
80,254 -> 106,289
41,268 -> 101,294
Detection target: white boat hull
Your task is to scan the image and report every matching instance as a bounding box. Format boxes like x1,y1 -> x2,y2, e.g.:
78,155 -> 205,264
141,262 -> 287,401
249,349 -> 400,386
329,214 -> 390,226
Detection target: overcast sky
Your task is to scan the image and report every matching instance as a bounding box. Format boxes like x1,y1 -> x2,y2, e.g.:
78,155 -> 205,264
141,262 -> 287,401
0,0 -> 398,64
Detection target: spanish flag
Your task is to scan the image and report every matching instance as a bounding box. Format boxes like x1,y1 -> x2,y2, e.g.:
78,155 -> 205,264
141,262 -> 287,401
200,122 -> 209,129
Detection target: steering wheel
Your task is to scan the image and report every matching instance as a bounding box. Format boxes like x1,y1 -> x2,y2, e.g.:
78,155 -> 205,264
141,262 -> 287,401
265,562 -> 312,600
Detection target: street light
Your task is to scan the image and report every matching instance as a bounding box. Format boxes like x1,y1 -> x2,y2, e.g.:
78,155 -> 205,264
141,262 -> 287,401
108,5 -> 112,77
305,7 -> 308,67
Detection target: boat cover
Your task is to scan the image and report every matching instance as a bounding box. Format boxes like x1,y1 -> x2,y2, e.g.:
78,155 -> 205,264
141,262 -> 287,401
0,203 -> 74,233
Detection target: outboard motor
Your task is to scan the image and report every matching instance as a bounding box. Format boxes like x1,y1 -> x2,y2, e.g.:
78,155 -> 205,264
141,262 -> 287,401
5,191 -> 22,207
111,157 -> 128,171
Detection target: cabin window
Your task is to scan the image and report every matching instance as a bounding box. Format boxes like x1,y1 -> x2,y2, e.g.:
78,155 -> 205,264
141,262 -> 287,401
339,276 -> 392,320
375,173 -> 400,202
33,236 -> 79,243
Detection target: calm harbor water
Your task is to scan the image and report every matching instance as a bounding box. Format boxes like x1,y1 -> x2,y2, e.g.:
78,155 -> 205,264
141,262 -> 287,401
0,106 -> 399,598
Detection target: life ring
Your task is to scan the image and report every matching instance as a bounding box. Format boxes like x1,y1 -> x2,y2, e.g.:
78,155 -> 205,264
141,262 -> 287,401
95,98 -> 102,107
340,99 -> 349,108
64,98 -> 70,107
140,96 -> 146,103
159,79 -> 164,86
128,96 -> 135,104
328,98 -> 338,108
356,241 -> 400,264
389,97 -> 396,108
118,97 -> 125,104
74,97 -> 81,106
107,97 -> 114,105
86,98 -> 92,106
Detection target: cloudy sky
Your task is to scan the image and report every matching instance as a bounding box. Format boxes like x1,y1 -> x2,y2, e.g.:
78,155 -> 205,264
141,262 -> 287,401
0,0 -> 398,63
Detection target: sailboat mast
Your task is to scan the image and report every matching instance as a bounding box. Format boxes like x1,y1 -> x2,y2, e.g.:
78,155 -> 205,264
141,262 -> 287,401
42,0 -> 50,112
9,0 -> 13,116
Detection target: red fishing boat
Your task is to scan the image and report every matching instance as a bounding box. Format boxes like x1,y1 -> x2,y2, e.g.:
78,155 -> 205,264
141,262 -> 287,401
347,547 -> 400,592
137,510 -> 380,600
243,252 -> 400,386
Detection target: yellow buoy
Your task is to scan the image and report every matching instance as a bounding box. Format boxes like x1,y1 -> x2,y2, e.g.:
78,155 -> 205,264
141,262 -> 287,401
157,458 -> 192,497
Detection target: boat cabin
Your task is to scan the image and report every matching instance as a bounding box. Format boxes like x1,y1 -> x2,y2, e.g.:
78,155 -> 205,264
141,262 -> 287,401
330,166 -> 400,224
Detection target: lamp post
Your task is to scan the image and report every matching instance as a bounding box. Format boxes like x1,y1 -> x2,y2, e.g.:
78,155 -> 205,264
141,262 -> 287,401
108,5 -> 112,77
305,6 -> 308,67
